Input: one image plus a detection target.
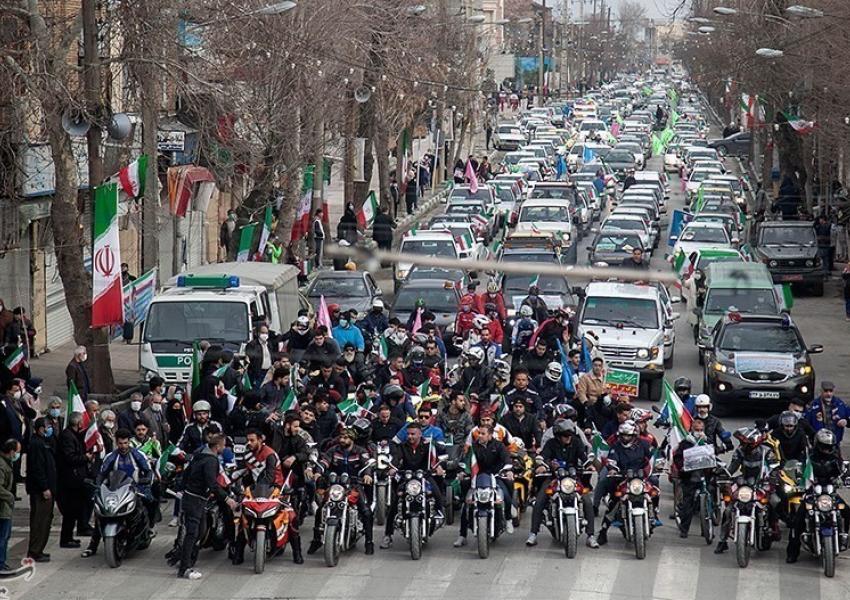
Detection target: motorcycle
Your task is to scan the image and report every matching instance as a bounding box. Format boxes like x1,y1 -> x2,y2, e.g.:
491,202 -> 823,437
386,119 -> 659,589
509,443 -> 534,526
609,467 -> 659,560
541,464 -> 593,558
373,440 -> 393,526
392,469 -> 443,560
234,472 -> 298,574
727,477 -> 773,568
441,434 -> 465,526
320,468 -> 372,567
93,471 -> 152,568
800,482 -> 847,577
465,472 -> 508,559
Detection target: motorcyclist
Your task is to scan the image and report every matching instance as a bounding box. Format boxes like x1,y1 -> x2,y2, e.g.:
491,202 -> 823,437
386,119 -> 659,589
596,420 -> 654,545
769,410 -> 809,464
178,401 -> 223,454
454,296 -> 478,341
517,338 -> 552,379
502,366 -> 543,419
526,420 -> 598,548
531,308 -> 572,351
533,362 -> 567,408
375,383 -> 416,422
520,285 -> 548,324
280,316 -> 314,365
693,394 -> 733,452
435,391 -> 474,443
393,405 -> 445,444
452,347 -> 494,402
672,419 -> 713,538
655,377 -> 697,426
357,298 -> 389,345
371,403 -> 404,443
483,304 -> 505,345
475,280 -> 507,323
379,422 -> 445,549
307,427 -> 375,555
786,429 -> 849,563
501,397 -> 542,450
474,320 -> 503,366
466,410 -> 513,447
402,346 -> 431,391
511,304 -> 538,361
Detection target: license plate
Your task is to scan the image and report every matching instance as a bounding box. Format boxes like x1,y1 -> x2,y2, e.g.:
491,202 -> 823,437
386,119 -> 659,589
749,391 -> 780,400
780,274 -> 803,282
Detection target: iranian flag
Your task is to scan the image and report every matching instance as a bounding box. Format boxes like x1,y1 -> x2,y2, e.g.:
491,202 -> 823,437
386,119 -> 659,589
237,223 -> 256,262
290,186 -> 312,242
661,378 -> 693,452
117,154 -> 148,198
65,381 -> 89,429
376,334 -> 390,360
672,250 -> 694,279
464,159 -> 479,194
465,447 -> 480,477
417,379 -> 430,399
84,419 -> 105,457
357,191 -> 378,229
495,395 -> 510,420
257,204 -> 273,257
3,346 -> 25,375
91,182 -> 125,327
456,231 -> 474,253
338,396 -> 371,417
591,430 -> 610,460
277,386 -> 298,413
782,111 -> 816,135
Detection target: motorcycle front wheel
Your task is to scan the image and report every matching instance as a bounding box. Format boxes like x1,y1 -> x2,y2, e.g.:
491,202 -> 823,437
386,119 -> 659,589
445,485 -> 455,526
823,535 -> 836,578
104,535 -> 123,568
735,522 -> 750,568
477,515 -> 490,559
565,516 -> 578,559
375,485 -> 387,526
323,524 -> 340,567
254,529 -> 267,574
633,517 -> 646,560
409,516 -> 422,561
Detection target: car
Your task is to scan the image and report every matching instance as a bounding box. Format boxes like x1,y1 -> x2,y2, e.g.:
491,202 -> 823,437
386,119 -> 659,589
395,230 -> 460,291
390,279 -> 460,337
671,221 -> 734,259
752,221 -> 824,295
686,166 -> 724,198
405,266 -> 468,291
305,270 -> 383,315
493,124 -> 526,151
701,313 -> 821,414
514,198 -> 577,263
502,151 -> 536,173
708,130 -> 751,157
615,142 -> 645,170
427,218 -> 487,261
488,182 -> 519,226
600,214 -> 656,249
447,185 -> 497,213
603,149 -> 637,180
588,231 -> 647,266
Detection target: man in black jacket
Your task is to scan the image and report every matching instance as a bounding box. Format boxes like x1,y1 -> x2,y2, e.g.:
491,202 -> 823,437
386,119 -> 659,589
302,327 -> 340,371
26,417 -> 56,561
56,412 -> 93,547
501,398 -> 542,450
371,404 -> 403,443
178,434 -> 238,579
371,206 -> 395,252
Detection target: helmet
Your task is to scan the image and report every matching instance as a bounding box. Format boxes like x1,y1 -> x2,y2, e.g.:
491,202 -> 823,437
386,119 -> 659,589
408,346 -> 425,363
529,284 -> 540,295
510,438 -> 527,452
673,377 -> 692,393
351,417 -> 372,441
545,361 -> 563,382
553,404 -> 577,420
630,408 -> 651,423
466,346 -> 485,364
328,303 -> 341,314
734,427 -> 765,447
815,429 -> 836,453
446,364 -> 461,387
487,280 -> 499,294
484,302 -> 497,315
694,394 -> 711,409
779,410 -> 799,428
473,315 -> 491,330
519,305 -> 533,318
296,315 -> 310,328
554,419 -> 577,436
382,384 -> 405,402
493,359 -> 511,380
372,298 -> 384,309
618,420 -> 637,436
192,400 -> 211,413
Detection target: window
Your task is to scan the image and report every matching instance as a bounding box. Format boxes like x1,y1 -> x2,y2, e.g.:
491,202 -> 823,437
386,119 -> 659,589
582,297 -> 659,329
519,205 -> 570,223
760,227 -> 816,247
394,288 -> 458,312
704,288 -> 778,315
718,323 -> 803,353
400,240 -> 457,258
530,186 -> 574,200
679,226 -> 729,243
144,301 -> 250,344
309,276 -> 369,297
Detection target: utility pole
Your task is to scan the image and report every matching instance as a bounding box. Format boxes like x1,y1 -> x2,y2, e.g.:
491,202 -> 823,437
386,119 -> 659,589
538,0 -> 546,107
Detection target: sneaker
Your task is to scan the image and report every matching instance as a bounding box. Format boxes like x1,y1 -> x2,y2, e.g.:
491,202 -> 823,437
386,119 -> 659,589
526,533 -> 538,546
168,517 -> 179,528
453,536 -> 467,547
379,535 -> 393,549
653,518 -> 663,528
505,520 -> 514,534
586,535 -> 599,549
180,569 -> 203,580
597,529 -> 608,546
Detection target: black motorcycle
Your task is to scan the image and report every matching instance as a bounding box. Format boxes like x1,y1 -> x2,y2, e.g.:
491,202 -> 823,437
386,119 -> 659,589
93,471 -> 152,568
800,482 -> 846,577
392,469 -> 443,560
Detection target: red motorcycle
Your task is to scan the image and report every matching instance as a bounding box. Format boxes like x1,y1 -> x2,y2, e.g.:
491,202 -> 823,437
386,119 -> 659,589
235,472 -> 299,574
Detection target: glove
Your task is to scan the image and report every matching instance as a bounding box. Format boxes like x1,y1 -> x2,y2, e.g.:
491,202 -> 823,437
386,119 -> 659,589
723,439 -> 734,452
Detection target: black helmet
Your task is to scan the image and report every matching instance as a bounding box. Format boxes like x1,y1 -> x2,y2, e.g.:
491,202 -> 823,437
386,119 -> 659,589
553,403 -> 577,420
351,417 -> 372,442
815,429 -> 836,453
382,384 -> 405,402
408,346 -> 425,364
673,377 -> 692,393
779,410 -> 799,428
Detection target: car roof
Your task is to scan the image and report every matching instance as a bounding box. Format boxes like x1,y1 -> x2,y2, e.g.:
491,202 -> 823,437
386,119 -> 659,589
585,281 -> 661,299
397,279 -> 460,291
705,262 -> 773,287
683,221 -> 727,230
402,230 -> 456,240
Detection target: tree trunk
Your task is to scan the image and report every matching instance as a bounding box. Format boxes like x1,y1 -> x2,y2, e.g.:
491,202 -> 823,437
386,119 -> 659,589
374,120 -> 391,212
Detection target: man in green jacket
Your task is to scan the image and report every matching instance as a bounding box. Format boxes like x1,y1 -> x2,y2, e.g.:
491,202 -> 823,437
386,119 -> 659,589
0,438 -> 21,570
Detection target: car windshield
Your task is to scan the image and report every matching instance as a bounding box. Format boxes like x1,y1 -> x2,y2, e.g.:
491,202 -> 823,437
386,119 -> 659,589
394,288 -> 457,312
493,187 -> 515,203
500,252 -> 559,264
695,253 -> 742,271
530,186 -> 574,200
580,122 -> 605,131
606,151 -> 634,163
144,301 -> 249,344
309,276 -> 369,297
691,170 -> 720,182
718,323 -> 803,353
447,203 -> 482,216
582,297 -> 659,328
760,226 -> 817,247
618,144 -> 641,153
519,205 -> 571,223
679,226 -> 728,243
408,267 -> 464,282
603,220 -> 644,231
504,154 -> 529,165
450,188 -> 490,202
593,234 -> 642,254
704,288 -> 778,314
401,239 -> 457,257
498,126 -> 521,135
503,274 -> 569,295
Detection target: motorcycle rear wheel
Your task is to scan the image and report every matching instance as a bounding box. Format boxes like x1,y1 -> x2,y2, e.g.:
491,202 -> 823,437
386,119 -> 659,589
633,517 -> 647,560
823,536 -> 836,578
104,536 -> 122,568
735,523 -> 750,568
323,524 -> 340,568
445,486 -> 455,526
565,516 -> 578,559
409,516 -> 422,561
375,485 -> 387,527
254,530 -> 267,574
477,516 -> 490,559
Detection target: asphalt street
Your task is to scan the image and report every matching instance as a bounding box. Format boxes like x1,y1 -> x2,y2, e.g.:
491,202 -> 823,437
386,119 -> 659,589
8,154 -> 850,600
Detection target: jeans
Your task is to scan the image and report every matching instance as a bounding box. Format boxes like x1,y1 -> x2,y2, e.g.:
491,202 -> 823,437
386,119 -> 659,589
314,238 -> 324,268
0,518 -> 10,567
178,493 -> 206,574
818,247 -> 831,274
845,298 -> 850,318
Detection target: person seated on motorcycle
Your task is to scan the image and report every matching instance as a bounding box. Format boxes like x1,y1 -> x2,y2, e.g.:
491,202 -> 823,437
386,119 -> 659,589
769,410 -> 810,464
517,338 -> 552,380
394,405 -> 445,444
482,305 -> 505,345
531,307 -> 573,352
631,408 -> 658,448
511,305 -> 538,362
600,400 -> 634,442
541,404 -> 590,447
672,419 -> 714,538
455,296 -> 479,341
693,394 -> 733,453
402,345 -> 431,391
474,321 -> 503,367
357,298 -> 389,344
308,427 -> 376,555
502,366 -> 543,418
374,382 -> 416,422
533,362 -> 566,408
380,422 -> 446,549
459,281 -> 479,307
520,285 -> 549,324
452,347 -> 494,404
655,377 -> 697,426
178,401 -> 223,454
436,391 -> 475,443
454,423 -> 515,547
475,280 -> 507,323
526,419 -> 599,549
381,319 -> 411,360
502,397 -> 542,450
422,335 -> 446,378
786,429 -> 850,563
715,427 -> 780,554
766,398 -> 815,439
372,403 -> 404,443
227,390 -> 268,438
466,410 -> 513,447
596,420 -> 654,546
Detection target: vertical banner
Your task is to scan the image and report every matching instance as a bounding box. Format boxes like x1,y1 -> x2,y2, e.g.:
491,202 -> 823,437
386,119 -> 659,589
352,137 -> 366,182
91,182 -> 125,327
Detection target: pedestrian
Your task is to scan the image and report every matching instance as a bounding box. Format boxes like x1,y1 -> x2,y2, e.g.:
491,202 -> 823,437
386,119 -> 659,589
26,417 -> 56,562
0,300 -> 12,348
117,392 -> 148,431
389,177 -> 400,218
336,202 -> 359,245
312,208 -> 325,269
0,438 -> 19,570
452,159 -> 465,184
142,392 -> 169,444
98,409 -> 117,454
6,307 -> 36,356
843,263 -> 850,321
219,209 -> 237,261
405,172 -> 418,215
65,345 -> 91,402
478,157 -> 492,182
176,433 -> 238,579
485,119 -> 493,150
815,214 -> 832,276
371,205 -> 396,253
56,412 -> 94,548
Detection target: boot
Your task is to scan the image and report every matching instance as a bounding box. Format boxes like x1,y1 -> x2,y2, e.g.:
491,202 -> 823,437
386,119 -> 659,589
229,541 -> 245,565
291,536 -> 304,564
307,539 -> 322,555
365,541 -> 375,555
596,528 -> 608,546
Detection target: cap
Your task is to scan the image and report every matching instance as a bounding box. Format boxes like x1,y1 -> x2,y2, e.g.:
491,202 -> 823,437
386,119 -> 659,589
372,298 -> 384,309
822,381 -> 835,391
296,316 -> 309,327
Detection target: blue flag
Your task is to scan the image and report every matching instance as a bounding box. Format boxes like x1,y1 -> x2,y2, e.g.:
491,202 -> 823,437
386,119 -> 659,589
556,154 -> 567,180
582,145 -> 595,163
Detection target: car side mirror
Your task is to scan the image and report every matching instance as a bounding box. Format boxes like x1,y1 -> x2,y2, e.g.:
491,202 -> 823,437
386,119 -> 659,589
808,344 -> 824,354
374,288 -> 383,296
572,286 -> 586,299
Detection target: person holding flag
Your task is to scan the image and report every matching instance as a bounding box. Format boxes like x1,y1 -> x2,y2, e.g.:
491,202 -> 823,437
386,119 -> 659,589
56,411 -> 95,548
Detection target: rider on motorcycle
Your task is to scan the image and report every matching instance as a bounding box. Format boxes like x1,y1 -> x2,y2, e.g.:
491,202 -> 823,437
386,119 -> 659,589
655,377 -> 696,426
475,280 -> 507,323
520,285 -> 549,324
474,319 -> 503,366
511,305 -> 538,362
178,401 -> 224,454
455,296 -> 479,341
483,303 -> 505,345
672,418 -> 712,538
531,308 -> 573,351
769,410 -> 810,464
533,362 -> 567,407
501,397 -> 542,450
402,346 -> 431,391
379,422 -> 446,549
526,419 -> 599,548
693,395 -> 733,452
308,428 -> 375,555
453,347 -> 494,403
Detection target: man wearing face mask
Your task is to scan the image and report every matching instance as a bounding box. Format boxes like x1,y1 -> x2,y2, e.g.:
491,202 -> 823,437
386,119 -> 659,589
358,299 -> 389,345
332,310 -> 365,352
672,419 -> 711,538
246,324 -> 278,390
65,345 -> 91,403
692,395 -> 733,453
340,343 -> 369,384
0,382 -> 25,472
142,390 -> 169,443
0,439 -> 20,570
118,392 -> 149,431
98,410 -> 117,454
26,418 -> 56,562
521,285 -> 549,324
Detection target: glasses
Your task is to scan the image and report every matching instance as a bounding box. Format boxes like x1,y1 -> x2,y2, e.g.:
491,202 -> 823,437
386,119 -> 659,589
418,414 -> 431,420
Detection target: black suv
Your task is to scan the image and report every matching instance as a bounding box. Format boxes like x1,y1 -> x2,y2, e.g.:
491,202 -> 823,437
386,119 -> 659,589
752,221 -> 824,296
702,313 -> 822,415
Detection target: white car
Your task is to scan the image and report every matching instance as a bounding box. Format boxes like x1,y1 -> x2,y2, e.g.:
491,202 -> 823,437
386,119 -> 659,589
395,230 -> 459,291
671,222 -> 734,260
493,125 -> 526,151
686,167 -> 723,198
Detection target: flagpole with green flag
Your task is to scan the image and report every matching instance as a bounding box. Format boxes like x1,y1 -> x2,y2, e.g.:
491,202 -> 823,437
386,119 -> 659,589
257,204 -> 273,257
237,223 -> 257,262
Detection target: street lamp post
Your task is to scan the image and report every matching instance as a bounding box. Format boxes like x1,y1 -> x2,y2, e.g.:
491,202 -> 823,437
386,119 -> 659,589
538,0 -> 546,107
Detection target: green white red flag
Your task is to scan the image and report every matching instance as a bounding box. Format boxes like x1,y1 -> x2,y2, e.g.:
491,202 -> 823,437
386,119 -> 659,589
357,191 -> 378,228
117,154 -> 148,198
91,182 -> 125,327
66,380 -> 89,429
661,378 -> 693,452
237,223 -> 256,262
3,346 -> 25,374
257,204 -> 273,258
782,111 -> 816,135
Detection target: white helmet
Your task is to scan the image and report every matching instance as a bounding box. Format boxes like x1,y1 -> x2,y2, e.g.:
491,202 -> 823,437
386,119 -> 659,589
371,298 -> 384,309
519,305 -> 533,318
545,361 -> 563,382
473,315 -> 491,330
618,420 -> 637,436
694,394 -> 711,409
192,400 -> 211,413
466,346 -> 485,364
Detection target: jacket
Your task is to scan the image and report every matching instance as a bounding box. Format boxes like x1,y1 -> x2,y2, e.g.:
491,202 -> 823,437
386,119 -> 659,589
696,414 -> 732,449
178,420 -> 223,454
56,428 -> 89,490
469,439 -> 511,475
98,448 -> 152,488
501,412 -> 541,449
244,444 -> 284,489
320,443 -> 373,478
435,408 -> 473,442
183,446 -> 227,501
769,427 -> 809,463
65,360 -> 91,401
358,311 -> 389,339
272,432 -> 310,477
118,408 -> 149,432
141,407 -> 170,444
0,454 -> 13,519
391,439 -> 435,473
371,417 -> 404,443
371,212 -> 395,243
474,293 -> 507,322
805,397 -> 850,443
245,338 -> 278,379
332,324 -> 365,352
453,365 -> 494,399
606,438 -> 652,473
539,435 -> 587,468
303,339 -> 340,370
26,434 -> 57,495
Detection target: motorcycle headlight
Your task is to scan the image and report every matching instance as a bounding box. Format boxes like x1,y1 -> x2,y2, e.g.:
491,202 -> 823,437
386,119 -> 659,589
559,478 -> 576,494
737,486 -> 754,503
105,495 -> 120,511
475,488 -> 494,503
817,494 -> 834,512
405,480 -> 423,496
328,484 -> 345,502
628,479 -> 645,495
637,348 -> 649,359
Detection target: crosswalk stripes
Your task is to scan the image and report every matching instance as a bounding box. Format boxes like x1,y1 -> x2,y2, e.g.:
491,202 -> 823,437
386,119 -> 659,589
652,544 -> 700,600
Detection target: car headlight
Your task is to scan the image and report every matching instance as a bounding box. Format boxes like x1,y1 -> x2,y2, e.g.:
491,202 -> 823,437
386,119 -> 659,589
769,260 -> 778,268
396,269 -> 408,280
637,348 -> 649,359
737,486 -> 754,503
814,256 -> 822,266
817,494 -> 834,512
560,478 -> 577,494
628,479 -> 645,495
712,361 -> 728,373
475,488 -> 494,503
405,480 -> 423,496
328,484 -> 345,502
797,365 -> 813,376
805,259 -> 814,267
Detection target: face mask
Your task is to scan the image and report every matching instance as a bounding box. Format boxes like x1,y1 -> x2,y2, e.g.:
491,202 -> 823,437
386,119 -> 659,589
48,408 -> 61,418
259,333 -> 269,342
130,401 -> 142,412
174,392 -> 183,401
693,432 -> 706,441
44,426 -> 54,438
11,452 -> 20,462
339,319 -> 348,328
151,403 -> 162,412
80,354 -> 88,362
13,391 -> 22,400
104,421 -> 115,429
